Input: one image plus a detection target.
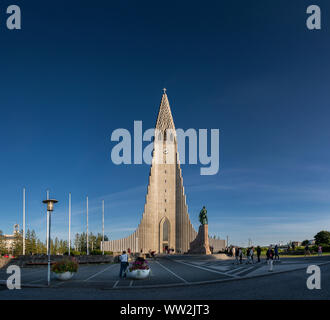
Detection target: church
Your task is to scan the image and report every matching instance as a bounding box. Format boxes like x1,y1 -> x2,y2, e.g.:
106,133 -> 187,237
102,91 -> 225,254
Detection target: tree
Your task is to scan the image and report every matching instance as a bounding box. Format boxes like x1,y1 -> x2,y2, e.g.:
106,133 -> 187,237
30,230 -> 37,253
95,233 -> 108,250
79,232 -> 87,253
74,233 -> 80,251
0,230 -> 6,254
314,231 -> 330,245
89,233 -> 97,251
25,229 -> 31,254
36,239 -> 46,254
301,240 -> 309,246
12,229 -> 23,256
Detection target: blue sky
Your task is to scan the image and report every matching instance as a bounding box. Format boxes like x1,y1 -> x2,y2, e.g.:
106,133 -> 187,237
0,0 -> 330,246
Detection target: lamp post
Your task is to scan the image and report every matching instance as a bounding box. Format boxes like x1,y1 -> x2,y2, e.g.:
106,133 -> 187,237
43,198 -> 58,286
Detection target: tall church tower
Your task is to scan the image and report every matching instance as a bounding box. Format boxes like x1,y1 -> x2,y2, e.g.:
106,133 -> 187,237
102,90 -> 235,254
136,90 -> 197,253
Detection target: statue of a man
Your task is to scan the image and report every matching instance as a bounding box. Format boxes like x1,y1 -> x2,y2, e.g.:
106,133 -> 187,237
199,206 -> 208,225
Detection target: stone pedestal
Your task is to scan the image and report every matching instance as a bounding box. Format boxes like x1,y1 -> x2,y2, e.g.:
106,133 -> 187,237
188,224 -> 211,255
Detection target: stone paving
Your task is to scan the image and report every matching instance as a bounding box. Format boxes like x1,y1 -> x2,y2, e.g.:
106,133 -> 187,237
0,255 -> 329,290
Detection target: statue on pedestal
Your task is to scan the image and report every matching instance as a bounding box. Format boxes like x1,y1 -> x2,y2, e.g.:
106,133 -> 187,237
199,206 -> 208,225
188,206 -> 211,255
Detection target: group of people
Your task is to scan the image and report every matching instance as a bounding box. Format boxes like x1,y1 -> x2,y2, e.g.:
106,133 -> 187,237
304,244 -> 323,257
230,245 -> 280,264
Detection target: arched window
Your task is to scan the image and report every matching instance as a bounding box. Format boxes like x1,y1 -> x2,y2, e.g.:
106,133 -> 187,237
163,219 -> 169,242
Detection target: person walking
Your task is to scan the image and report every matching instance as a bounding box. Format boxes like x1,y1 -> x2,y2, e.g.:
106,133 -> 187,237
119,250 -> 129,278
239,247 -> 243,264
232,246 -> 236,261
318,245 -> 322,256
256,246 -> 261,263
266,246 -> 274,271
304,244 -> 310,257
266,246 -> 274,263
235,247 -> 239,264
250,246 -> 254,264
274,245 -> 280,261
246,248 -> 251,264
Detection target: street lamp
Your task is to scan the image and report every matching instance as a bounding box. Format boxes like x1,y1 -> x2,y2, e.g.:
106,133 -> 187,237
43,198 -> 58,286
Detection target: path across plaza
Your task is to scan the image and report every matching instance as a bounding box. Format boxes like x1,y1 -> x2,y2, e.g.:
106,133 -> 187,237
1,255 -> 329,290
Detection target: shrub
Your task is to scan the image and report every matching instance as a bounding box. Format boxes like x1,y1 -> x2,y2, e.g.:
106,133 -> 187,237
63,250 -> 87,256
51,258 -> 79,274
90,250 -> 102,255
312,244 -> 330,252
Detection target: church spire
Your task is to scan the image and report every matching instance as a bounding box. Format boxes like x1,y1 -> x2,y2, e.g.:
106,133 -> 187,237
155,89 -> 175,131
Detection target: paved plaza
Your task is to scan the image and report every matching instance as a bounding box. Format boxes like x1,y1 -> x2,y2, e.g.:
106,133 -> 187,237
0,255 -> 329,299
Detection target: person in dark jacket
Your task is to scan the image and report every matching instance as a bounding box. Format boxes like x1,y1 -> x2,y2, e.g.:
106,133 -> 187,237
274,245 -> 280,260
246,248 -> 250,264
266,246 -> 274,263
234,247 -> 239,264
239,247 -> 243,264
256,246 -> 262,263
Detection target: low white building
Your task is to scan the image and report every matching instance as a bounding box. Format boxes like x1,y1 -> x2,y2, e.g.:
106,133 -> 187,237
2,224 -> 19,253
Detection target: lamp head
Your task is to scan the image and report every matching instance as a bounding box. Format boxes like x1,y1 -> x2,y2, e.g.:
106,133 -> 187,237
42,199 -> 58,212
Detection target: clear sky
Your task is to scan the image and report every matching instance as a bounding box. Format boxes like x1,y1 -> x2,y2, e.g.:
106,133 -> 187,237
0,0 -> 329,247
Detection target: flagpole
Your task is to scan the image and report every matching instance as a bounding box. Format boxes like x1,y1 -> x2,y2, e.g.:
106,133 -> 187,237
23,187 -> 26,255
69,193 -> 71,255
86,196 -> 89,255
102,200 -> 104,255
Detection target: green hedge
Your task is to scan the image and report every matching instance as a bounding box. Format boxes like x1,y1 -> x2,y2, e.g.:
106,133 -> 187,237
63,250 -> 113,256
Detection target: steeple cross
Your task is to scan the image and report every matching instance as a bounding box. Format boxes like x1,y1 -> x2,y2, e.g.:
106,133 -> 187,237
163,88 -> 167,94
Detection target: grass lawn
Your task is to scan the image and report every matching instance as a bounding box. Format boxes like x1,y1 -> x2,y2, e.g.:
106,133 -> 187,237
277,252 -> 330,258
